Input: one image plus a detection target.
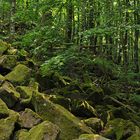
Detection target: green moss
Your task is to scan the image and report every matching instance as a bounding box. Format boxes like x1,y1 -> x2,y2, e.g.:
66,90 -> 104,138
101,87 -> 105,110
5,64 -> 31,85
15,121 -> 60,140
16,86 -> 32,98
0,110 -> 19,140
0,55 -> 17,70
0,82 -> 20,108
16,86 -> 37,105
0,74 -> 5,85
127,134 -> 140,140
31,92 -> 93,140
83,118 -> 103,132
14,129 -> 28,140
27,121 -> 60,140
0,99 -> 9,118
0,40 -> 10,55
49,94 -> 71,110
7,47 -> 18,55
78,134 -> 110,140
103,118 -> 140,140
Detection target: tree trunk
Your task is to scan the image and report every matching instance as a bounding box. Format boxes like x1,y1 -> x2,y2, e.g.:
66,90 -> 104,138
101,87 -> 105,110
123,0 -> 130,71
66,0 -> 73,43
134,0 -> 139,72
80,0 -> 87,45
10,0 -> 16,34
88,0 -> 94,46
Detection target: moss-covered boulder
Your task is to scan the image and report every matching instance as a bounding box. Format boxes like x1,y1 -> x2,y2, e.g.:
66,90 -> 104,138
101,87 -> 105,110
18,108 -> 42,129
0,98 -> 9,118
5,64 -> 31,85
36,72 -> 71,91
49,94 -> 99,118
102,118 -> 140,140
127,134 -> 140,140
83,118 -> 103,132
75,134 -> 110,140
0,40 -> 10,55
14,121 -> 60,140
14,129 -> 28,140
69,99 -> 99,118
0,55 -> 17,70
48,94 -> 71,110
16,86 -> 35,105
31,92 -> 93,140
27,121 -> 60,140
7,47 -> 17,55
16,86 -> 33,99
0,74 -> 5,85
0,81 -> 20,108
0,110 -> 19,140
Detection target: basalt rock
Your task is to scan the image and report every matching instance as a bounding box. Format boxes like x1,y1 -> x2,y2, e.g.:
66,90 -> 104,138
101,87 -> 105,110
14,121 -> 60,140
102,118 -> 140,140
0,81 -> 20,108
5,64 -> 31,85
0,74 -> 5,85
0,40 -> 10,55
16,86 -> 35,105
0,110 -> 19,140
83,118 -> 103,133
18,108 -> 42,129
0,55 -> 17,70
31,92 -> 93,140
75,134 -> 110,140
0,98 -> 9,119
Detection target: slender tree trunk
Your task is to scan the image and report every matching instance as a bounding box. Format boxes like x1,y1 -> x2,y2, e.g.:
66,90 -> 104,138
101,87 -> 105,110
77,4 -> 80,45
122,0 -> 130,72
116,0 -> 122,64
10,0 -> 16,34
134,0 -> 139,72
88,0 -> 94,46
2,1 -> 5,21
66,0 -> 73,43
80,0 -> 87,45
72,6 -> 75,42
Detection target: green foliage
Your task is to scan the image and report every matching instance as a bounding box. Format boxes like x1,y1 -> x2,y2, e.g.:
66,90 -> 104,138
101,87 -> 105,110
21,30 -> 40,47
129,94 -> 140,106
20,25 -> 64,60
118,72 -> 140,87
70,99 -> 98,117
82,26 -> 116,38
40,46 -> 93,76
1,0 -> 139,74
92,57 -> 119,78
40,45 -> 119,81
40,55 -> 64,74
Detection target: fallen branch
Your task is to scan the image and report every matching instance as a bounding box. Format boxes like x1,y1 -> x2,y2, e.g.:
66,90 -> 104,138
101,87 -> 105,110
105,96 -> 136,113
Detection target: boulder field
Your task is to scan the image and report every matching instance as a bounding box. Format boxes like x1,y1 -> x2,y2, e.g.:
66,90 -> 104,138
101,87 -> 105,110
0,40 -> 140,140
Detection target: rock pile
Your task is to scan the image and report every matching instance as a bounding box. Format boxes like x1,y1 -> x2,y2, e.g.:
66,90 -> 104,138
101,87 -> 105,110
0,40 -> 140,140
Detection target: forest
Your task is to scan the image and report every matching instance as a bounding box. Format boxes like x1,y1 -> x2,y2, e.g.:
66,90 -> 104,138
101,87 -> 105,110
0,0 -> 140,140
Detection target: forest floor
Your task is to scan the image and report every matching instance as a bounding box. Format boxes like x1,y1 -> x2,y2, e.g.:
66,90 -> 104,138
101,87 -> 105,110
0,39 -> 140,140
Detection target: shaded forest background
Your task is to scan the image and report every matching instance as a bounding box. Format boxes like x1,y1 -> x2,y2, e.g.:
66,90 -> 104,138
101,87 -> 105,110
0,0 -> 140,73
